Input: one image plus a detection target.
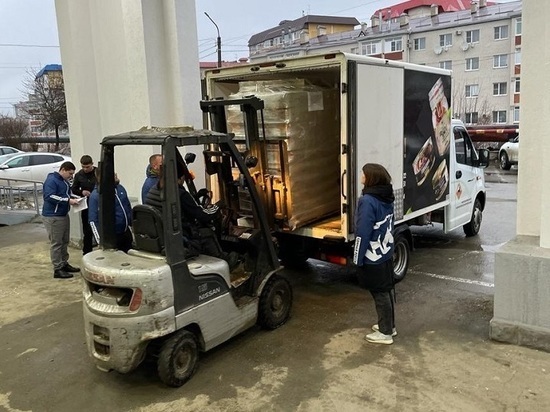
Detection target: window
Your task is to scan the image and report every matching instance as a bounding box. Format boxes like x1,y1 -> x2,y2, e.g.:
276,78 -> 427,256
515,49 -> 522,65
466,29 -> 480,44
493,110 -> 507,123
30,155 -> 56,165
493,54 -> 508,68
515,17 -> 522,36
439,60 -> 452,70
6,156 -> 29,168
413,37 -> 426,50
454,128 -> 475,166
439,33 -> 452,47
493,82 -> 507,96
513,107 -> 520,123
465,84 -> 479,98
514,78 -> 521,93
350,47 -> 359,54
465,112 -> 479,124
494,25 -> 509,40
386,37 -> 402,52
362,41 -> 380,55
466,57 -> 479,71
317,26 -> 327,36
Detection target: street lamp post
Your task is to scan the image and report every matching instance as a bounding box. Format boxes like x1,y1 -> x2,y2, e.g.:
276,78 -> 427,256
204,12 -> 222,68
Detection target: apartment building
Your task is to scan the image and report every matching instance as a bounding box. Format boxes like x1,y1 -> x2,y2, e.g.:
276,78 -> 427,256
248,1 -> 522,127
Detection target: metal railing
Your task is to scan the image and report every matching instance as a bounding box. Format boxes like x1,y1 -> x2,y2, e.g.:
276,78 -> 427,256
0,178 -> 44,215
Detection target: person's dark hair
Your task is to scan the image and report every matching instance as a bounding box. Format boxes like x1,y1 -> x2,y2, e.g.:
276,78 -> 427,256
60,161 -> 76,172
80,155 -> 93,165
362,163 -> 392,188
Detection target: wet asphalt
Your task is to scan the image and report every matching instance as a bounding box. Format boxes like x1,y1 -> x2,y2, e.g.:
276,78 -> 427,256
2,162 -> 549,412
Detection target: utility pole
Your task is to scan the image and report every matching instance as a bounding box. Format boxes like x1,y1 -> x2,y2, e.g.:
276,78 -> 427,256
204,12 -> 222,68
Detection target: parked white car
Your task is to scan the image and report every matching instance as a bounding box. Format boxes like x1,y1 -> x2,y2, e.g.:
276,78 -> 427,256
0,152 -> 72,184
0,146 -> 23,155
499,136 -> 519,170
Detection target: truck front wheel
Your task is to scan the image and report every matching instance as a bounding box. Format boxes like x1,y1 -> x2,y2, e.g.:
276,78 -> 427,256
463,198 -> 482,237
157,330 -> 199,387
393,233 -> 410,284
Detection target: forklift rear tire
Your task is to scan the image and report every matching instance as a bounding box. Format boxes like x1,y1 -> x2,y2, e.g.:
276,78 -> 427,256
157,330 -> 199,387
258,275 -> 293,330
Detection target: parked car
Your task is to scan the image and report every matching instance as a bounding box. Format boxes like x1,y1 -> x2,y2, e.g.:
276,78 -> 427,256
499,136 -> 519,170
0,146 -> 23,155
0,152 -> 71,184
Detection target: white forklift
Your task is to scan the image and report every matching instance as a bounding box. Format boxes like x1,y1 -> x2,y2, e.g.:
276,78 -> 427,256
81,119 -> 292,387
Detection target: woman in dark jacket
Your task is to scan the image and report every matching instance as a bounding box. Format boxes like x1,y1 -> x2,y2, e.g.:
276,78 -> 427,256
353,163 -> 396,345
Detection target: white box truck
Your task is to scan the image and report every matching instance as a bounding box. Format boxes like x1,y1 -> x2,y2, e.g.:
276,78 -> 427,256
202,52 -> 489,281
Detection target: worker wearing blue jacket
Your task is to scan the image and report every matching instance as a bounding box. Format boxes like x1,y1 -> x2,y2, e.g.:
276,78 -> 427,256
42,161 -> 81,279
89,171 -> 133,253
353,163 -> 396,345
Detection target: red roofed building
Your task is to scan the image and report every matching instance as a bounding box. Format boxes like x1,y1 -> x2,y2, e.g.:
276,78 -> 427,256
372,0 -> 494,21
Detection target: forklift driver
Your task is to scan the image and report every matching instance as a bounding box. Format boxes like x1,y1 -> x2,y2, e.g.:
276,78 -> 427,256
145,166 -> 239,270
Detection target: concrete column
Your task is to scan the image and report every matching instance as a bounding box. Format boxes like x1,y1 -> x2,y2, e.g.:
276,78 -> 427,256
54,0 -> 203,244
490,0 -> 550,351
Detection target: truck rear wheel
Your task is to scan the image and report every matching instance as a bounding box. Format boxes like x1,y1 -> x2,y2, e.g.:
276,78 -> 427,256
157,330 -> 198,387
258,275 -> 293,329
463,198 -> 482,237
278,239 -> 308,268
393,233 -> 409,284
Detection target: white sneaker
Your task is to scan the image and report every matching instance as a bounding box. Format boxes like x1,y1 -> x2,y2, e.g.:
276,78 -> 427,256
372,324 -> 397,337
365,331 -> 393,345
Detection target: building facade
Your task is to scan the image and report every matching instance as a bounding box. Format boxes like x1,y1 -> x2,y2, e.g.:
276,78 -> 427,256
248,1 -> 522,127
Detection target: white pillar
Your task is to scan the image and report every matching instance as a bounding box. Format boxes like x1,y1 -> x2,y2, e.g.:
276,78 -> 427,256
54,0 -> 202,244
490,0 -> 550,351
55,0 -> 202,198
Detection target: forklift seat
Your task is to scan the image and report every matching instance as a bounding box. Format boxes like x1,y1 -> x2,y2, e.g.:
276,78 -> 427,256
132,204 -> 165,254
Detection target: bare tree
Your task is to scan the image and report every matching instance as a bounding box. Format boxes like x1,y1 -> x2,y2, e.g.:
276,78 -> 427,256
0,115 -> 29,149
21,68 -> 68,151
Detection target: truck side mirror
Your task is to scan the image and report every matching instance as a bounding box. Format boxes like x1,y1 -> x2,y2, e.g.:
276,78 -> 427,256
477,149 -> 490,168
184,153 -> 196,164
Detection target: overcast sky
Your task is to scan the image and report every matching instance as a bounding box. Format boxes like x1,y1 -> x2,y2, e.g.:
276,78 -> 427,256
0,0 -> 514,115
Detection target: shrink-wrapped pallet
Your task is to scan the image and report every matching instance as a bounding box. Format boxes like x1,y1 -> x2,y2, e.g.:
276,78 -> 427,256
227,79 -> 340,230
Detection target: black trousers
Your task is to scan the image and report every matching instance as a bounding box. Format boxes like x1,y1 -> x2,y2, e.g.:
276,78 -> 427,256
371,290 -> 395,336
356,259 -> 395,336
81,209 -> 94,255
116,229 -> 133,253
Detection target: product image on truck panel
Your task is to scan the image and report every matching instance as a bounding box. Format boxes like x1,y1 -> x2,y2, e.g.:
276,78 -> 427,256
403,71 -> 452,214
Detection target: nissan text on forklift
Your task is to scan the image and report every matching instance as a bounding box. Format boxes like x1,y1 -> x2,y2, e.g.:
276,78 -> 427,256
81,121 -> 292,387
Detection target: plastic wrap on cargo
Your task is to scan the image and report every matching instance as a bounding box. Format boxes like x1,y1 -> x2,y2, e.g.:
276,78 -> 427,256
227,79 -> 340,230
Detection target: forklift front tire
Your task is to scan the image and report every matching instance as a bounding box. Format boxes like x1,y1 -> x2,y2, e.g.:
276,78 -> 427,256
258,275 -> 293,330
157,330 -> 199,387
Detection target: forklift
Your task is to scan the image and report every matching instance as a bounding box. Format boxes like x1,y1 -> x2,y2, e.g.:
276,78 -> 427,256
81,103 -> 292,387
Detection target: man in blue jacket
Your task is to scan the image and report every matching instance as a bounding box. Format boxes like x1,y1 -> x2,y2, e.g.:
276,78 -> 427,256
42,161 -> 81,279
89,171 -> 133,253
141,154 -> 162,203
